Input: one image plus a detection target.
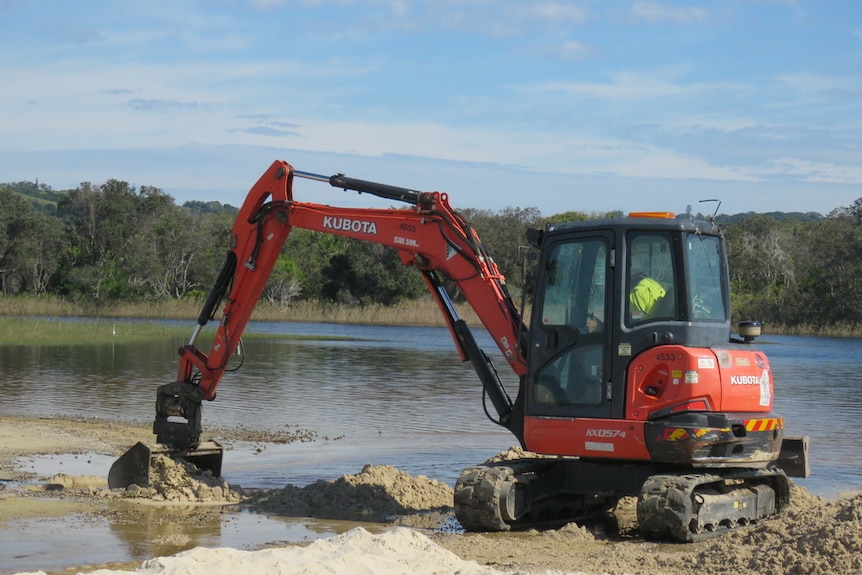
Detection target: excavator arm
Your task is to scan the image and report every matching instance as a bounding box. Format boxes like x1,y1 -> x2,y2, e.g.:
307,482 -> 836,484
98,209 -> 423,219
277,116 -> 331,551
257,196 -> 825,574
153,160 -> 529,452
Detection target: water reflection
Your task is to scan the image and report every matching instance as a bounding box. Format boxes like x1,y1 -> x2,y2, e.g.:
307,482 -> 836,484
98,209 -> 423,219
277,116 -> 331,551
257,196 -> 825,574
1,497 -> 386,574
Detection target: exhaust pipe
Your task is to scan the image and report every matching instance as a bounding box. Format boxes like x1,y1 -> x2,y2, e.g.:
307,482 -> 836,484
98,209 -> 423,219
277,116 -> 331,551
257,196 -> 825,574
108,440 -> 223,490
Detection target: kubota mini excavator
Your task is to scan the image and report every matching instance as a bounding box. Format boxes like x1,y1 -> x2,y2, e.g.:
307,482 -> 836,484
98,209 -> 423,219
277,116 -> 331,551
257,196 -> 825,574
109,160 -> 809,541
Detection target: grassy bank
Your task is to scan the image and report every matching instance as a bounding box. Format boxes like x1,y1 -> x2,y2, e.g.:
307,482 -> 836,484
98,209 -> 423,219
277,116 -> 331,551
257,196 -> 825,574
0,295 -> 481,346
2,295 -> 858,341
0,316 -> 190,346
0,295 -> 475,325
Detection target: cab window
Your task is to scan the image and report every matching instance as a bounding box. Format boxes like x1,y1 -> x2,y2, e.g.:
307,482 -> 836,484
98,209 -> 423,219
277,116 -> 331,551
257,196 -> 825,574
539,239 -> 607,330
534,238 -> 608,408
627,232 -> 677,325
686,234 -> 727,320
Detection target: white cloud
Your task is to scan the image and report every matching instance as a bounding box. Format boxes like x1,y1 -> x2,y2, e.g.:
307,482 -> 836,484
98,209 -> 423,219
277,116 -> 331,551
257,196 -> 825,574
529,2 -> 588,24
628,1 -> 709,24
527,71 -> 692,99
550,39 -> 593,61
759,158 -> 862,185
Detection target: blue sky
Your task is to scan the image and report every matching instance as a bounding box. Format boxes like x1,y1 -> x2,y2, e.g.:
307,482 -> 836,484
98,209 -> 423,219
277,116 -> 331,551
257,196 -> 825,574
1,0 -> 861,216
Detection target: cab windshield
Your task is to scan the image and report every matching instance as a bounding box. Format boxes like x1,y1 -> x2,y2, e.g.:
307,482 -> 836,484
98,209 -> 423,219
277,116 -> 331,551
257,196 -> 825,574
685,233 -> 727,320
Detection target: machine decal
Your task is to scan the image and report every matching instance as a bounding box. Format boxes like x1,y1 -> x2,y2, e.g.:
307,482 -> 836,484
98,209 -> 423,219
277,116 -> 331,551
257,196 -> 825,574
394,236 -> 419,247
743,417 -> 783,432
586,428 -> 626,438
584,441 -> 615,452
661,427 -> 713,441
663,428 -> 689,441
760,369 -> 772,406
322,216 -> 378,234
730,375 -> 761,385
685,370 -> 699,383
698,357 -> 716,369
662,428 -> 711,441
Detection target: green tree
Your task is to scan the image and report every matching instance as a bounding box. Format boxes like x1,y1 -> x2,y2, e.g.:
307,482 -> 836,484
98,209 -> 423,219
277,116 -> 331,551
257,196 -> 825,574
789,217 -> 862,326
262,254 -> 301,309
321,241 -> 426,305
724,215 -> 797,323
0,188 -> 65,294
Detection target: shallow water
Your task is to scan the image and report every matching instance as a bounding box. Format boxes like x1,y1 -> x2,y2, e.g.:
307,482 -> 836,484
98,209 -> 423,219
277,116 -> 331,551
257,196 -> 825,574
1,321 -> 860,573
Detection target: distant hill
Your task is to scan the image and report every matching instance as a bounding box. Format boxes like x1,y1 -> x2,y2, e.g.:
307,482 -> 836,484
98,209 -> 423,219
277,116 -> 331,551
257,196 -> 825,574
1,180 -> 68,215
715,211 -> 824,224
2,180 -> 238,217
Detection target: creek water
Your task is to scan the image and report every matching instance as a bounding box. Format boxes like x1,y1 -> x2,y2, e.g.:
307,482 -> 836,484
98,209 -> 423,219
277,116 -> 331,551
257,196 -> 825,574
1,321 -> 860,573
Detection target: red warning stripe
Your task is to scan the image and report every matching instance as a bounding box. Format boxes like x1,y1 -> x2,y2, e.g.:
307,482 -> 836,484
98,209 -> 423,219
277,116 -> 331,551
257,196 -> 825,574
744,418 -> 784,432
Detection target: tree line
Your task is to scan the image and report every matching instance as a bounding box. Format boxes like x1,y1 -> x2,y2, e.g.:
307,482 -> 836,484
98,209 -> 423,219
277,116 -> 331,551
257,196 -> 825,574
1,179 -> 860,332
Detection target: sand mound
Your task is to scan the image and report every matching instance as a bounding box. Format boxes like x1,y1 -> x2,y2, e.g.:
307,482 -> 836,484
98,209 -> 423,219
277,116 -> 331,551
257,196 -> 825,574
248,463 -> 454,521
17,527 -> 559,575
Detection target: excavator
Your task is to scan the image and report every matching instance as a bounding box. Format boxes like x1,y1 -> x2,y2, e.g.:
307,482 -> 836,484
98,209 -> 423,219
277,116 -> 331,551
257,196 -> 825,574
109,159 -> 809,541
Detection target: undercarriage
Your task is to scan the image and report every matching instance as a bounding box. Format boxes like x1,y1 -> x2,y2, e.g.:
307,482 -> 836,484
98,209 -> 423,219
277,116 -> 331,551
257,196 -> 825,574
453,457 -> 791,541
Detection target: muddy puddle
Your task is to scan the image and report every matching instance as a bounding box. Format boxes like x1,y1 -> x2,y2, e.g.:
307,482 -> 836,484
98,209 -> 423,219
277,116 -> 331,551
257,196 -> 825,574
2,441 -> 454,574
1,495 -> 388,574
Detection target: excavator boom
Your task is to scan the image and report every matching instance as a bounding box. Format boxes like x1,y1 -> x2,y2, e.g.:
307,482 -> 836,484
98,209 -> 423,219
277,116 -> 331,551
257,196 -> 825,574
111,160 -> 528,486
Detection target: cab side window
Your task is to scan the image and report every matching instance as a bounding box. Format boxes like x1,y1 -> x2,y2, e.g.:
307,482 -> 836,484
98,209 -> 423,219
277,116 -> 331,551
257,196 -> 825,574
534,238 -> 608,407
686,234 -> 728,320
627,232 -> 677,325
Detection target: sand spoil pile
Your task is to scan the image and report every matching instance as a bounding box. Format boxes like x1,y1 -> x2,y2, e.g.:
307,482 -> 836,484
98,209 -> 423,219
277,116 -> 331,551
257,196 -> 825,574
248,463 -> 454,521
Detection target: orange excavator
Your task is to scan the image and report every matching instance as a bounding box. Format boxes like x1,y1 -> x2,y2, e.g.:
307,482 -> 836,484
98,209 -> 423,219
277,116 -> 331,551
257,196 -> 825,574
110,160 -> 809,541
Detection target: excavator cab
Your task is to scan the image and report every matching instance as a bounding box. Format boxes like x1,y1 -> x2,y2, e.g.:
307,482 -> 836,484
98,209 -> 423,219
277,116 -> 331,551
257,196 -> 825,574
454,212 -> 808,537
525,213 -> 733,433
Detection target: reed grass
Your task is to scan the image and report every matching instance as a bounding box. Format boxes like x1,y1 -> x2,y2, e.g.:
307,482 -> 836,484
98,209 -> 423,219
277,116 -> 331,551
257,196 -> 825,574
0,316 -> 189,346
252,298 -> 481,326
4,295 -> 856,341
0,295 -> 481,326
753,321 -> 862,338
0,295 -> 485,346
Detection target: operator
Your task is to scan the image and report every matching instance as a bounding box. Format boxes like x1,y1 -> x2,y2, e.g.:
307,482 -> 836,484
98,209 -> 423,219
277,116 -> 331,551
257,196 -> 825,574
586,312 -> 604,333
629,277 -> 666,320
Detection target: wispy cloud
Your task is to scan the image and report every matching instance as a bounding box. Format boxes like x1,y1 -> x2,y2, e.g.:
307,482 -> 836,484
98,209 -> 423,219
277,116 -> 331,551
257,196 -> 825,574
627,1 -> 709,24
524,71 -> 707,100
547,39 -> 594,61
529,3 -> 588,25
128,99 -> 205,112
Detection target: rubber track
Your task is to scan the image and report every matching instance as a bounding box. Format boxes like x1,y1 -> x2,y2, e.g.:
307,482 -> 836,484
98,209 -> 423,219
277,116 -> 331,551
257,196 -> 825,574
453,464 -> 514,531
637,470 -> 787,542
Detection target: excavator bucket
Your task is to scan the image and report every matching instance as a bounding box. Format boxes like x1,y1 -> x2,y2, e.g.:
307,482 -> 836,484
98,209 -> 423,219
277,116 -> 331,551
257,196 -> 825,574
777,435 -> 810,478
108,440 -> 224,490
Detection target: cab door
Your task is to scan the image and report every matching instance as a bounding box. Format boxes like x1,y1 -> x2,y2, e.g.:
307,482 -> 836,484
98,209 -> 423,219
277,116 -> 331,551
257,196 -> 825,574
527,231 -> 615,420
